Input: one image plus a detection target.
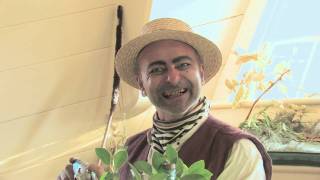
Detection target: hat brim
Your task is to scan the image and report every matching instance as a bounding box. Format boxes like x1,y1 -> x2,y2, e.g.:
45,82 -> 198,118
115,30 -> 222,89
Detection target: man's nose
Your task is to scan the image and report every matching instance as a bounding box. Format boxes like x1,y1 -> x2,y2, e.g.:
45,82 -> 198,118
165,68 -> 180,84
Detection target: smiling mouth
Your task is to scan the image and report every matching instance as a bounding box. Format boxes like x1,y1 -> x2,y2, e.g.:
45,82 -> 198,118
162,88 -> 188,99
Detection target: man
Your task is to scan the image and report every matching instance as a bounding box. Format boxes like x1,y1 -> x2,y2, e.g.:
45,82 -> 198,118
58,18 -> 272,180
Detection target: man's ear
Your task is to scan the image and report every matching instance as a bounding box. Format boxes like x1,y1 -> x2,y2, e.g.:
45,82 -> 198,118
136,75 -> 146,96
200,65 -> 205,85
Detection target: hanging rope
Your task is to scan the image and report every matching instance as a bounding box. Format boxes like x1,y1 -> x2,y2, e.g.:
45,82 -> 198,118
100,5 -> 123,153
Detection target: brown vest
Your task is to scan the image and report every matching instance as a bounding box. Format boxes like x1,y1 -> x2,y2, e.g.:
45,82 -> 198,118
120,116 -> 272,180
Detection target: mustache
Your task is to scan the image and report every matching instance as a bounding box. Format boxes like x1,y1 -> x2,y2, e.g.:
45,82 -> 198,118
158,81 -> 190,92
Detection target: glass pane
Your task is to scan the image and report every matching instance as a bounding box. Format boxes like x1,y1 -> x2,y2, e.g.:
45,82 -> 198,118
150,0 -> 320,159
237,0 -> 320,155
236,0 -> 320,101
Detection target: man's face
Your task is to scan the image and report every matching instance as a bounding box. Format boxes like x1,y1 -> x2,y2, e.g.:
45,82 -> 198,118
136,40 -> 204,117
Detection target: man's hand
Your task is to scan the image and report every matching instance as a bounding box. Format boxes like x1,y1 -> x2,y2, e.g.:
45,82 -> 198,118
87,163 -> 105,177
57,159 -> 74,180
57,158 -> 105,180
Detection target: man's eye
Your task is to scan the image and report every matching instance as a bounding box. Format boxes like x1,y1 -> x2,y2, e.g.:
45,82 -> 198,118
149,67 -> 165,74
177,63 -> 190,70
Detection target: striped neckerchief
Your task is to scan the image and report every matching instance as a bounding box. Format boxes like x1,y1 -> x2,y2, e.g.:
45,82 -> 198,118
148,97 -> 211,154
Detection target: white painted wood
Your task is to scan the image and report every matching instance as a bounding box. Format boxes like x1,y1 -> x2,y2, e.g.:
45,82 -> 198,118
0,6 -> 116,71
0,48 -> 113,122
0,96 -> 108,160
0,139 -> 100,179
0,0 -> 117,28
0,0 -> 152,179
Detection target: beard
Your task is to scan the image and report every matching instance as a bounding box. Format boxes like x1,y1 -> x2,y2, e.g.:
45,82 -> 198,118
147,79 -> 201,116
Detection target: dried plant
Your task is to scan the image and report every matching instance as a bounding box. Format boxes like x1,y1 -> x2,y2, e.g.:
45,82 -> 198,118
240,103 -> 320,150
226,44 -> 291,109
229,45 -> 319,151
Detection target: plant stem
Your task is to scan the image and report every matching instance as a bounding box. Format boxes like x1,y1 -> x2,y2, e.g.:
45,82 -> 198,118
244,69 -> 290,122
99,5 -> 123,165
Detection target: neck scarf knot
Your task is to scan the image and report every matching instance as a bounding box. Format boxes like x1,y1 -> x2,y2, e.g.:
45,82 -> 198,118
149,97 -> 211,154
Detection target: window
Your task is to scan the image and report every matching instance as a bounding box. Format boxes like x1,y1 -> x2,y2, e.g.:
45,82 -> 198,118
236,0 -> 320,166
150,0 -> 320,166
236,0 -> 320,101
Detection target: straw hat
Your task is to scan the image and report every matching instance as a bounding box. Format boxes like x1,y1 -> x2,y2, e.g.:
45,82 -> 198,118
115,18 -> 222,89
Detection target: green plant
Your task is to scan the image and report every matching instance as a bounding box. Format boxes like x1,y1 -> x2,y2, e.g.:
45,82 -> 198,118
240,105 -> 303,145
95,147 -> 128,180
239,102 -> 320,150
95,145 -> 213,180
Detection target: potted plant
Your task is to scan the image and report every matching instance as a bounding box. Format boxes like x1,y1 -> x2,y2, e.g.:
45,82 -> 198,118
95,145 -> 213,180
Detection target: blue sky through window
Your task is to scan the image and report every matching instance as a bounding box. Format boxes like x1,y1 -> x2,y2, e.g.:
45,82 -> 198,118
150,0 -> 320,101
241,0 -> 320,100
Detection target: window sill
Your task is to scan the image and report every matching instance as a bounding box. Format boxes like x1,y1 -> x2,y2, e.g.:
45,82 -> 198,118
269,151 -> 320,167
211,98 -> 320,110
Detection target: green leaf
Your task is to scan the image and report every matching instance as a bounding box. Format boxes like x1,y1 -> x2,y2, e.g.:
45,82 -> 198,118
150,173 -> 168,180
113,173 -> 120,180
282,123 -> 287,131
129,163 -> 142,180
176,158 -> 185,177
113,148 -> 128,171
99,172 -> 112,180
192,169 -> 213,179
181,174 -> 205,180
188,160 -> 205,174
152,151 -> 166,170
95,148 -> 111,166
134,160 -> 153,175
185,160 -> 212,179
164,144 -> 178,163
182,162 -> 189,176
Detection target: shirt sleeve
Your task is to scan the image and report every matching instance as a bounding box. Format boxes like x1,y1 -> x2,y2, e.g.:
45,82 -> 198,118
217,139 -> 266,180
